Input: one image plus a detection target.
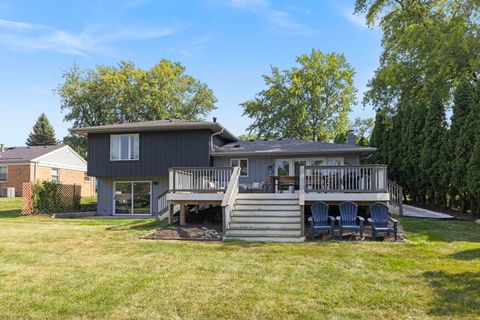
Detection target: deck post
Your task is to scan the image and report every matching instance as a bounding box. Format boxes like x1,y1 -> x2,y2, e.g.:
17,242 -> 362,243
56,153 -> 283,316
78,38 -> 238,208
300,205 -> 305,238
179,203 -> 186,226
168,204 -> 174,225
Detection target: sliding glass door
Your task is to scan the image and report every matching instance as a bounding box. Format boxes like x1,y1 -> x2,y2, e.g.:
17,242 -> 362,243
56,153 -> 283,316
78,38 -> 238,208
114,181 -> 151,215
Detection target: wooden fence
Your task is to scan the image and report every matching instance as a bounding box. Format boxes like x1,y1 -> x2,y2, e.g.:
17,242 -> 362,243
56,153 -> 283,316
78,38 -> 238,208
21,182 -> 82,215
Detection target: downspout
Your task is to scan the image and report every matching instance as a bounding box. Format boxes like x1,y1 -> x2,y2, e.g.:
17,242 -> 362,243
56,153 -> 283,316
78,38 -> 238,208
33,161 -> 38,181
210,128 -> 224,152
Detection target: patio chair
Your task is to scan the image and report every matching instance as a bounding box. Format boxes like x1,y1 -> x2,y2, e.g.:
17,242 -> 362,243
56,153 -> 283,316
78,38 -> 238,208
250,181 -> 265,193
308,202 -> 335,240
368,202 -> 398,241
336,201 -> 364,239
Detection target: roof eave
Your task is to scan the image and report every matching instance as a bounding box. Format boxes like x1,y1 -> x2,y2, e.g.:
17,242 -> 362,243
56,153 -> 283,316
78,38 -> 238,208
72,122 -> 237,142
212,147 -> 377,157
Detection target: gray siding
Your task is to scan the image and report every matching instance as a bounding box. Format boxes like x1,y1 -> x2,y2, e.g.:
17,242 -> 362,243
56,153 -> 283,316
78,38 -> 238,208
88,130 -> 213,177
213,153 -> 361,185
96,176 -> 168,215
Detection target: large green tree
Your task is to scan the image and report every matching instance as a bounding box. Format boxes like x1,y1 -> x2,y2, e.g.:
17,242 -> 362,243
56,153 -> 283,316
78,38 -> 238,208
355,0 -> 479,111
56,59 -> 217,155
419,91 -> 447,205
26,113 -> 57,146
242,50 -> 356,141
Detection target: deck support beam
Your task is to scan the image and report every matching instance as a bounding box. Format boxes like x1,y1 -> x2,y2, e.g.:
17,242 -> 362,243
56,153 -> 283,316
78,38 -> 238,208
168,204 -> 174,225
180,203 -> 186,226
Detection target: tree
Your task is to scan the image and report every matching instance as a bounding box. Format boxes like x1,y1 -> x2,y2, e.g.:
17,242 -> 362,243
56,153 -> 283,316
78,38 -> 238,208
237,133 -> 260,141
56,59 -> 217,156
369,110 -> 389,164
419,90 -> 447,205
26,113 -> 57,146
449,79 -> 474,205
355,0 -> 479,111
242,50 -> 356,141
467,139 -> 480,214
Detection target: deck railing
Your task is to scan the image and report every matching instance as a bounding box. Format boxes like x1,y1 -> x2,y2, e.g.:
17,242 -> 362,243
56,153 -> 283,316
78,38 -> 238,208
387,179 -> 404,216
169,167 -> 234,193
304,165 -> 388,193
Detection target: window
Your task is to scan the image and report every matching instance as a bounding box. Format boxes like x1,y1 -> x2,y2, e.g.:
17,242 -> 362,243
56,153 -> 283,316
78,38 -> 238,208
0,166 -> 7,182
51,168 -> 60,182
110,134 -> 139,161
84,172 -> 90,182
231,159 -> 248,177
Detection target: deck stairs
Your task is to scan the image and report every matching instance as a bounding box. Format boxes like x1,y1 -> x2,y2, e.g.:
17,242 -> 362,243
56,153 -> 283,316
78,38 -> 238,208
224,193 -> 304,242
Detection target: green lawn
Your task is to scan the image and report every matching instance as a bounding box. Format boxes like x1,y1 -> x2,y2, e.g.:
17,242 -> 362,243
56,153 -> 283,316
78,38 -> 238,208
0,199 -> 479,319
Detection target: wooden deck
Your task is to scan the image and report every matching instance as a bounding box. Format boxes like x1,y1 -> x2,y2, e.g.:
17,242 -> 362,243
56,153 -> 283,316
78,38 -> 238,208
159,165 -> 403,241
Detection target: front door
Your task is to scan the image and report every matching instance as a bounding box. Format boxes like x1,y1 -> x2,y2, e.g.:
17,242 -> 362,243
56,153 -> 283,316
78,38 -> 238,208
114,181 -> 151,215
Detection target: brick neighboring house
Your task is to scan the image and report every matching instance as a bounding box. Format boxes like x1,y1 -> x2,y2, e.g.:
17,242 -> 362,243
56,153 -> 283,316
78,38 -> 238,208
0,144 -> 95,197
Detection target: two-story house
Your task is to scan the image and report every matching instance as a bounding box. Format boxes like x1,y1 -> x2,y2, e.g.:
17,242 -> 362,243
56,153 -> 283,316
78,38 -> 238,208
75,119 -> 402,242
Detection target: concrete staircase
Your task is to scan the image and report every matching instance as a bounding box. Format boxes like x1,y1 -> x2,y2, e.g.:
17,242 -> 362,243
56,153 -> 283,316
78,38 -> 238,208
224,193 -> 304,242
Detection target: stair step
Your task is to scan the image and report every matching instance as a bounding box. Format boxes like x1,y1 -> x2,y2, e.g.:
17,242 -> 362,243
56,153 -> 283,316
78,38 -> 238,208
224,235 -> 305,242
237,193 -> 298,200
231,216 -> 301,223
232,210 -> 300,217
226,229 -> 302,236
236,199 -> 299,205
234,205 -> 301,211
229,222 -> 301,230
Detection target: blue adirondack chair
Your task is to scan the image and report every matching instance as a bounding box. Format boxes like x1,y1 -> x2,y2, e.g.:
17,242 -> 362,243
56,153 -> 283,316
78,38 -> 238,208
368,202 -> 398,241
337,201 -> 364,239
308,202 -> 335,240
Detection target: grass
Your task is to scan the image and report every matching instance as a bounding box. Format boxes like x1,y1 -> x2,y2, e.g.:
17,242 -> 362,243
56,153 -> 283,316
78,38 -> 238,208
0,199 -> 479,319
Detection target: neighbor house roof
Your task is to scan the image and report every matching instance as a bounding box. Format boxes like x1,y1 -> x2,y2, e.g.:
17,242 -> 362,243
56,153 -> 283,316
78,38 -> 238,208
212,138 -> 376,156
0,145 -> 64,163
72,119 -> 237,142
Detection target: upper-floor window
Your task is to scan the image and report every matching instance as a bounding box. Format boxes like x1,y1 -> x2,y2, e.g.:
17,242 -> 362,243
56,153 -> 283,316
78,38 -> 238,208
110,134 -> 139,161
0,166 -> 7,182
51,168 -> 60,183
231,158 -> 248,177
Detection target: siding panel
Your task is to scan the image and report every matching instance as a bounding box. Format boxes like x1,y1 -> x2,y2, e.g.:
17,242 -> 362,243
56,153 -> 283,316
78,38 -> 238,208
88,130 -> 212,177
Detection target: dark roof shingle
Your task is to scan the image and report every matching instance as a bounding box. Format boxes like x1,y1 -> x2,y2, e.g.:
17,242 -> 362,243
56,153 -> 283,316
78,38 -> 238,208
212,138 -> 376,156
0,145 -> 63,163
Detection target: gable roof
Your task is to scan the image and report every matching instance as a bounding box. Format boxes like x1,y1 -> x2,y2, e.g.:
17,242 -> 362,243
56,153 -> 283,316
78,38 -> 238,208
212,138 -> 376,156
72,119 -> 237,142
0,145 -> 64,163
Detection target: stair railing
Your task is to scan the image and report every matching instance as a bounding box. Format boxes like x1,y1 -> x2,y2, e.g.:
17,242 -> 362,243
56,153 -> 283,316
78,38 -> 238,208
221,167 -> 241,234
387,179 -> 404,216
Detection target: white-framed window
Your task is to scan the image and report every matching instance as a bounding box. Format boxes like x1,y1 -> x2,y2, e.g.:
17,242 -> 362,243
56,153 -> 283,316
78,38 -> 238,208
110,134 -> 139,161
231,158 -> 248,177
0,166 -> 7,182
51,168 -> 60,182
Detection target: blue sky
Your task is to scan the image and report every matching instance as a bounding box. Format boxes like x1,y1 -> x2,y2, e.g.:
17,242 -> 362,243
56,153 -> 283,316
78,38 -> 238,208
0,0 -> 381,146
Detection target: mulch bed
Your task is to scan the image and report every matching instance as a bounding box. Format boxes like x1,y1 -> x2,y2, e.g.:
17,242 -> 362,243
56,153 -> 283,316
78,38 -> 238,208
143,224 -> 223,241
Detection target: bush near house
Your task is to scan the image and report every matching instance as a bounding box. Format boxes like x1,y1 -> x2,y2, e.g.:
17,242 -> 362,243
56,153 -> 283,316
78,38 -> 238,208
23,181 -> 81,214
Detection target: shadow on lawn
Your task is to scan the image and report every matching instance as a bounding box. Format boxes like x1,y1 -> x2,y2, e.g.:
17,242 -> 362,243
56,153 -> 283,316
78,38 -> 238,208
424,271 -> 480,317
448,248 -> 480,260
0,209 -> 22,218
105,219 -> 164,231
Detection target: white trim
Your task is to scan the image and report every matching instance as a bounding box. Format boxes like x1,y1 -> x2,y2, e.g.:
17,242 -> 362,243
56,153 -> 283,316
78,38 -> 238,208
305,192 -> 389,202
35,161 -> 87,171
0,165 -> 7,182
113,181 -> 152,215
31,145 -> 87,165
230,158 -> 249,177
110,134 -> 140,161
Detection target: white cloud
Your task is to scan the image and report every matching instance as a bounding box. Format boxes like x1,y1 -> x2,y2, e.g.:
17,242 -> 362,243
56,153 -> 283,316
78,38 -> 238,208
226,0 -> 316,35
340,7 -> 368,29
0,18 -> 175,56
